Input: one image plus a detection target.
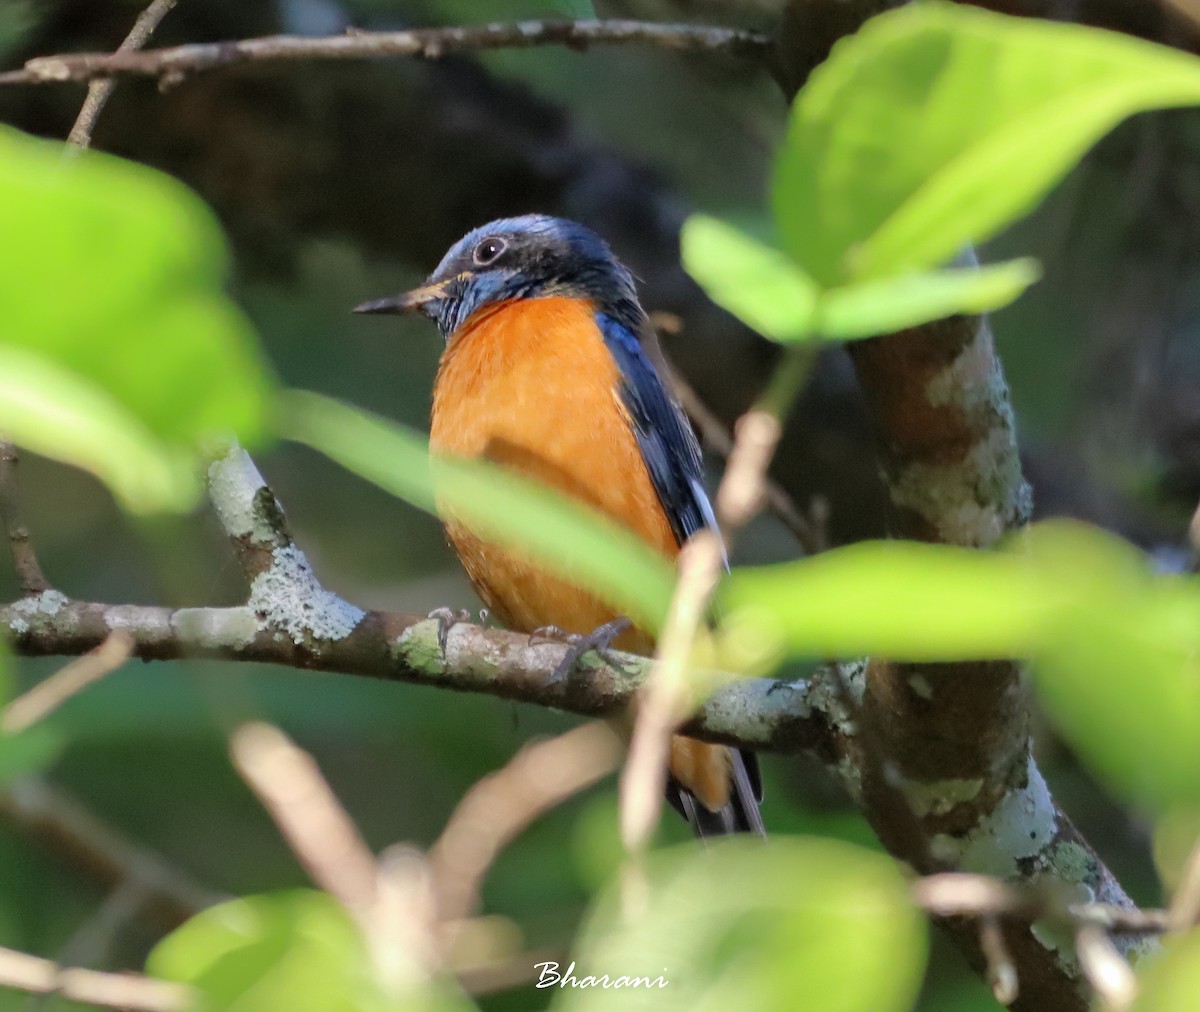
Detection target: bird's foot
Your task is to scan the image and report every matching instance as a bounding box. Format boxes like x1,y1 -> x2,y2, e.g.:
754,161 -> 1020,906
427,607 -> 471,657
531,617 -> 636,685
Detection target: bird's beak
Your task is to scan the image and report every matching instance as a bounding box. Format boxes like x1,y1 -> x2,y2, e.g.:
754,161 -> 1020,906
351,280 -> 449,317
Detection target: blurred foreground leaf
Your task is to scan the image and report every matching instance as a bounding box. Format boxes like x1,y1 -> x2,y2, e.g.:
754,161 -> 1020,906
722,521 -> 1200,812
563,837 -> 925,1011
148,890 -> 461,1012
279,390 -> 676,634
774,2 -> 1200,284
0,127 -> 274,512
682,214 -> 1039,342
1131,929 -> 1200,1012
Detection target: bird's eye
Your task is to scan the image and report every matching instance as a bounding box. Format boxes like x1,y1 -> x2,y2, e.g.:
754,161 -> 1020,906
472,236 -> 507,266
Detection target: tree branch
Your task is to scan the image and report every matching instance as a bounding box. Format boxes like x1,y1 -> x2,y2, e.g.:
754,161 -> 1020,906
65,0 -> 178,150
0,443 -> 51,596
0,595 -> 827,756
0,20 -> 774,87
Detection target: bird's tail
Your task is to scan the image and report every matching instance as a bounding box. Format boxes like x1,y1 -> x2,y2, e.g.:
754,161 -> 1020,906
667,745 -> 764,839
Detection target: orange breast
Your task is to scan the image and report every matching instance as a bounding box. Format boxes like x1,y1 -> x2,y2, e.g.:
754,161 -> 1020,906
430,296 -> 676,652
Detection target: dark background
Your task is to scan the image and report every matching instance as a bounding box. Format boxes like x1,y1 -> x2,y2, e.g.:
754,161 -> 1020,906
2,1 -> 1198,1008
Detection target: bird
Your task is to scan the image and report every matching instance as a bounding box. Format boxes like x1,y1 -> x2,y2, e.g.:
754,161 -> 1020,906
354,214 -> 763,837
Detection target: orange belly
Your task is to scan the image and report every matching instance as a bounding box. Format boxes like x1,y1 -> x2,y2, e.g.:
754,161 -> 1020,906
430,295 -> 730,811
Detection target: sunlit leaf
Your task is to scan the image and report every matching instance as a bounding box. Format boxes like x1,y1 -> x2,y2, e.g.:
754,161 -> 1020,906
720,539 -> 1053,663
562,837 -> 925,1012
279,390 -> 677,634
722,521 -> 1200,811
680,215 -> 818,342
773,3 -> 1200,284
1153,806 -> 1200,897
0,127 -> 275,511
148,890 -> 464,1012
0,345 -> 196,512
1022,525 -> 1200,811
1131,928 -> 1200,1012
818,258 -> 1041,340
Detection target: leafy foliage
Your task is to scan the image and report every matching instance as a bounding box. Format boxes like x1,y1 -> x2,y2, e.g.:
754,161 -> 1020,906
565,837 -> 925,1012
722,522 -> 1200,811
148,891 -> 406,1011
0,128 -> 274,511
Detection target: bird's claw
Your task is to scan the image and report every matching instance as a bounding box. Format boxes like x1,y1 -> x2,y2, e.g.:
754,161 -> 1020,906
428,607 -> 471,657
544,617 -> 635,685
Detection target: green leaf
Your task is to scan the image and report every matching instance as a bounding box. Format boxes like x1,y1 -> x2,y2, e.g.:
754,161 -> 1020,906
680,215 -> 818,342
562,837 -> 925,1012
1131,929 -> 1200,1012
279,390 -> 677,635
0,127 -> 275,511
0,344 -> 196,512
773,3 -> 1200,285
720,538 -> 1053,664
1023,525 -> 1200,812
721,521 -> 1200,812
818,258 -> 1041,340
148,890 -> 461,1012
683,214 -> 1037,345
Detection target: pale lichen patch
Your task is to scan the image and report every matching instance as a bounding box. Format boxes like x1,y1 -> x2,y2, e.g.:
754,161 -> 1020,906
930,756 -> 1056,876
207,446 -> 278,545
248,546 -> 364,644
173,607 -> 259,650
8,589 -> 70,633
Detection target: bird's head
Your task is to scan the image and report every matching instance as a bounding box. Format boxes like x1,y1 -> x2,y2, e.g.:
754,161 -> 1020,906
353,215 -> 644,338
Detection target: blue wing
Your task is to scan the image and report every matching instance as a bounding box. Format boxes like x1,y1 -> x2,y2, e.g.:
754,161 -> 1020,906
597,311 -> 762,835
595,312 -> 717,548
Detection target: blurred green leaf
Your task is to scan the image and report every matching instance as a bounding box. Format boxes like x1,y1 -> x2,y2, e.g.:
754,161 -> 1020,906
0,726 -> 64,786
722,521 -> 1200,811
562,837 -> 925,1012
818,258 -> 1041,339
773,3 -> 1200,285
1153,806 -> 1200,896
0,127 -> 275,512
680,215 -> 818,342
279,390 -> 677,634
0,345 -> 196,512
1023,525 -> 1200,812
148,890 -> 447,1012
720,538 -> 1052,664
1131,928 -> 1200,1011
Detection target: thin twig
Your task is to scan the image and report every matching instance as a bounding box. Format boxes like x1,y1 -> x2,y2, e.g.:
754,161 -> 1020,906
1076,924 -> 1138,1011
619,531 -> 725,852
3,631 -> 132,733
0,944 -> 190,1010
428,722 -> 622,927
0,20 -> 773,87
0,443 -> 50,595
229,722 -> 378,924
0,777 -> 223,929
65,0 -> 179,150
980,913 -> 1019,1006
30,880 -> 149,1012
